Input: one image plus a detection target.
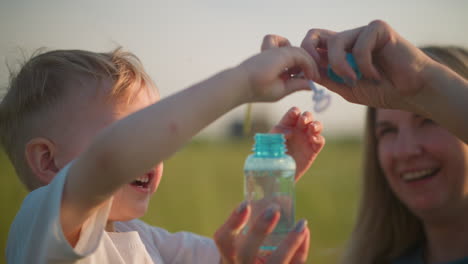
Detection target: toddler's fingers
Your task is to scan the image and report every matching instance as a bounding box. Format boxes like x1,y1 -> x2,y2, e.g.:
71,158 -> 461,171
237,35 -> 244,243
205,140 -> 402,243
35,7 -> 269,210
270,107 -> 306,137
307,123 -> 325,150
267,219 -> 308,263
283,78 -> 313,96
308,134 -> 325,150
261,34 -> 292,51
307,121 -> 323,135
280,47 -> 320,81
278,107 -> 301,127
214,201 -> 250,263
296,112 -> 313,131
270,126 -> 293,140
303,111 -> 315,125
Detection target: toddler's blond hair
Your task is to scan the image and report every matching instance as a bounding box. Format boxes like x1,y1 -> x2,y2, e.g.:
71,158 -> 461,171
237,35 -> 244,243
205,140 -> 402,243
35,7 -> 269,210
0,48 -> 156,191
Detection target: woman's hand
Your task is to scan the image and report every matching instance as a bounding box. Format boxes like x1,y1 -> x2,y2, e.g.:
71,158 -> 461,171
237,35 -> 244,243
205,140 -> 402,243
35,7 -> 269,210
299,20 -> 434,111
214,202 -> 310,264
261,20 -> 436,112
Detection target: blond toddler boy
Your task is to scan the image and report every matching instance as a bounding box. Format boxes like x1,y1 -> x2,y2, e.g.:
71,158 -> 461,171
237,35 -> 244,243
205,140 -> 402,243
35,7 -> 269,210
2,47 -> 324,263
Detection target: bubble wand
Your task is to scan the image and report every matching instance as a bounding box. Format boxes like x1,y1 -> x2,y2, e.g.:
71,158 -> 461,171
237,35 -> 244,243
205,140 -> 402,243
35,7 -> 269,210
290,72 -> 331,113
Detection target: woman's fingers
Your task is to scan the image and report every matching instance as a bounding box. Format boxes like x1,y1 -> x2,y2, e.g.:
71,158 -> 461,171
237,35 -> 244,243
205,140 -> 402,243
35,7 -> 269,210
216,202 -> 311,264
267,219 -> 309,264
351,20 -> 394,81
326,26 -> 364,81
214,201 -> 251,263
238,204 -> 281,263
289,227 -> 310,264
301,28 -> 336,62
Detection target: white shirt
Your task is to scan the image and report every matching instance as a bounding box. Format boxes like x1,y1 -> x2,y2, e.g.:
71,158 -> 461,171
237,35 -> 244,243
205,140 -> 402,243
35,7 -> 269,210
6,163 -> 220,264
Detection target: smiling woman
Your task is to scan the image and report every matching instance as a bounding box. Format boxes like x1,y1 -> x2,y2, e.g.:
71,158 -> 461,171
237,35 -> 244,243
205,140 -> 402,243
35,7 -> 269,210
376,110 -> 466,215
343,46 -> 468,264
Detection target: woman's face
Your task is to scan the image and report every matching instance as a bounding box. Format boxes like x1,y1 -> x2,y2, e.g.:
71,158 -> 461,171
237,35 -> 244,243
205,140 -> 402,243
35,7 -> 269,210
376,109 -> 468,218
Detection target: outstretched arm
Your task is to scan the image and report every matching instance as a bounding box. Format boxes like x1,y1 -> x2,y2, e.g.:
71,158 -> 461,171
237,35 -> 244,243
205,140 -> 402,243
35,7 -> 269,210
414,60 -> 468,142
61,47 -> 319,246
262,20 -> 468,142
300,20 -> 468,142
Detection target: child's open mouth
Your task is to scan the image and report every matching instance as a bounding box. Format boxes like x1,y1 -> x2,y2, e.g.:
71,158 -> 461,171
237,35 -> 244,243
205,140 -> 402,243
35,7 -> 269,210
130,171 -> 154,190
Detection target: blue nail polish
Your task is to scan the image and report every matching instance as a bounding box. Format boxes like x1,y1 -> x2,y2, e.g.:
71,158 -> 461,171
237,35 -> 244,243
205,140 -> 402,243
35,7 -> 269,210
263,204 -> 279,221
327,53 -> 362,84
294,219 -> 307,232
237,201 -> 248,213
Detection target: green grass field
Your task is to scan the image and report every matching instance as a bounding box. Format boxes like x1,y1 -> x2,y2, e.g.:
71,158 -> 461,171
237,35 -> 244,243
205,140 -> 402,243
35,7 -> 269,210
1,138 -> 362,264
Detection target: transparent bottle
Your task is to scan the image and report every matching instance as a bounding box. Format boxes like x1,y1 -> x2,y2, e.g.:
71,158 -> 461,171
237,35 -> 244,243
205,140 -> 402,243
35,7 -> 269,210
244,133 -> 296,253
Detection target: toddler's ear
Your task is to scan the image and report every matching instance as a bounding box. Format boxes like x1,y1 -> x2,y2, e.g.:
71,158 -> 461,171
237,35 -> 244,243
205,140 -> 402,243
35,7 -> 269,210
25,138 -> 59,185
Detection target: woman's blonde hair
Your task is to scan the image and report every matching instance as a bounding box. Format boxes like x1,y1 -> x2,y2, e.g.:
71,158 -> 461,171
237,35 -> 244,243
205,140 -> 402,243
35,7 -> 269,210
342,46 -> 468,263
0,48 -> 156,191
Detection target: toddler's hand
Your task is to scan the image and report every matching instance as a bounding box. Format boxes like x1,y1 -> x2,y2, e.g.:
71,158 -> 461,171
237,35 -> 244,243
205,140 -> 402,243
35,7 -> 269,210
237,47 -> 320,103
214,202 -> 310,264
270,107 -> 325,182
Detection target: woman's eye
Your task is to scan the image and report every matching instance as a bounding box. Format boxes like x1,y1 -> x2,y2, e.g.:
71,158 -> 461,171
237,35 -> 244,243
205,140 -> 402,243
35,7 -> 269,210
422,118 -> 435,125
376,127 -> 396,139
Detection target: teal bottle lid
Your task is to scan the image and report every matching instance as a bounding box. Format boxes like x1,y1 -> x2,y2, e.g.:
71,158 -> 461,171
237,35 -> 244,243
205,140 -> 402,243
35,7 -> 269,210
253,133 -> 287,157
327,53 -> 362,84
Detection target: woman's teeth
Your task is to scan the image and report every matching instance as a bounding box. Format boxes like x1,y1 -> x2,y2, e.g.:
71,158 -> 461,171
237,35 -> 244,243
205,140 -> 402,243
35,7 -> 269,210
401,168 -> 438,181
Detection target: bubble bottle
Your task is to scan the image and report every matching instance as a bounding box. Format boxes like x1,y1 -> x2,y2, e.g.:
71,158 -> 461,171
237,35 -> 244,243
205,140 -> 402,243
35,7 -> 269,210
244,133 -> 296,253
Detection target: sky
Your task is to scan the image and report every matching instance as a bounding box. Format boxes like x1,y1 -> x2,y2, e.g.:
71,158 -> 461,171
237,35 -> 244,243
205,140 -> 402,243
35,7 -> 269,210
1,0 -> 467,138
